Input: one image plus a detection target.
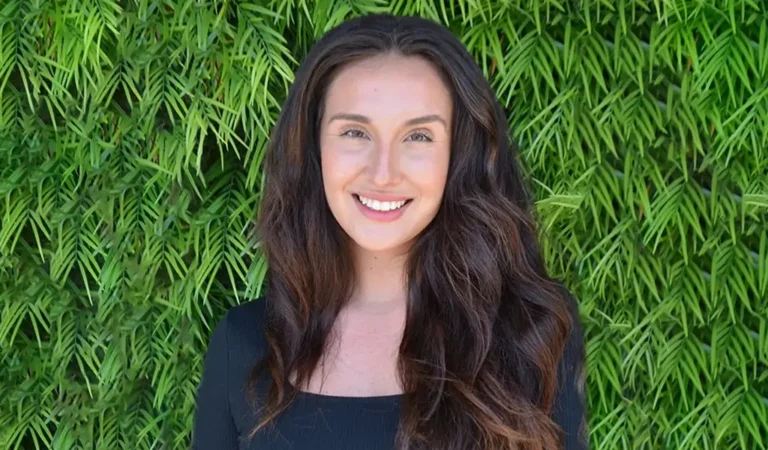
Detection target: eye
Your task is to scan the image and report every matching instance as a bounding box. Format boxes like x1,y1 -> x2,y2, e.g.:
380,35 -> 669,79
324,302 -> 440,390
406,131 -> 433,142
340,128 -> 368,139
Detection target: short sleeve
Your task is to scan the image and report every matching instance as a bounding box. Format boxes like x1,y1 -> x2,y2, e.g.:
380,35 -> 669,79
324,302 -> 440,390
551,292 -> 590,449
192,312 -> 239,449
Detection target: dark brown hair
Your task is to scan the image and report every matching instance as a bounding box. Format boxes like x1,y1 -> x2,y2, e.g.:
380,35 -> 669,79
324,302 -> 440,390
249,13 -> 578,450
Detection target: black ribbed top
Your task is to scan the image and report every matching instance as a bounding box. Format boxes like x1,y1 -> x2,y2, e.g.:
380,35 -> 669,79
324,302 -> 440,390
192,298 -> 588,449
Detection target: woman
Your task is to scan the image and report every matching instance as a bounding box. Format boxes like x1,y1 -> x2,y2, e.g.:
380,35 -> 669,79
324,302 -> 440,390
193,13 -> 588,450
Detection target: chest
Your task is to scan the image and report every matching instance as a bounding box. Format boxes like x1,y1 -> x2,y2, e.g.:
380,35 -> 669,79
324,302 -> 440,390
304,314 -> 404,396
231,384 -> 402,450
225,301 -> 407,449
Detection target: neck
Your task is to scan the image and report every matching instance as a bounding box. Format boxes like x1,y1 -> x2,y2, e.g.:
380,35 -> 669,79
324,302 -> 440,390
347,242 -> 410,313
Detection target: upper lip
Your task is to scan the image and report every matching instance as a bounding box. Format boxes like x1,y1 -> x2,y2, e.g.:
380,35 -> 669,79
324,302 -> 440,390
354,192 -> 412,202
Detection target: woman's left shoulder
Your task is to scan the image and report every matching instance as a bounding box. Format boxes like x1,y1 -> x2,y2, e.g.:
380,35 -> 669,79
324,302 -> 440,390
551,283 -> 589,449
553,284 -> 586,387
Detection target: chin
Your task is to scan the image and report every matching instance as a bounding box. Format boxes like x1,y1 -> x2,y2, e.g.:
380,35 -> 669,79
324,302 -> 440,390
346,230 -> 413,254
352,238 -> 407,253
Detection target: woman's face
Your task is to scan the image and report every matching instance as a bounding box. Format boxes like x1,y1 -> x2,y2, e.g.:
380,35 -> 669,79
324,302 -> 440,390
319,53 -> 453,254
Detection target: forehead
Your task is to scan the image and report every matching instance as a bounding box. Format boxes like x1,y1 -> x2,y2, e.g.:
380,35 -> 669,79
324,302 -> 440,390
323,53 -> 453,118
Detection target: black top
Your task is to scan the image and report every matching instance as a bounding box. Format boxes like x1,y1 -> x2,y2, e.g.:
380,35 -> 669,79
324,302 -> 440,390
192,297 -> 589,449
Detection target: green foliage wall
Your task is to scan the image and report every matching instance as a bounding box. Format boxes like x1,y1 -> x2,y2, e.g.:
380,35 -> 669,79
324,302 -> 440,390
1,0 -> 767,449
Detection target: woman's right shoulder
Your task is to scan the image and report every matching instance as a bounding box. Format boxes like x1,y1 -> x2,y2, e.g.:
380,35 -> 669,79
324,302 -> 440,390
222,297 -> 268,331
215,297 -> 270,361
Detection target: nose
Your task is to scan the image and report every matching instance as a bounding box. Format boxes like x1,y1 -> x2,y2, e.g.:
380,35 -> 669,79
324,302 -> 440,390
369,142 -> 401,187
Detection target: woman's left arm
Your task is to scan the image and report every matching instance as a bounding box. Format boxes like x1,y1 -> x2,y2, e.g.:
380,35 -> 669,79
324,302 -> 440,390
192,312 -> 239,449
551,292 -> 590,449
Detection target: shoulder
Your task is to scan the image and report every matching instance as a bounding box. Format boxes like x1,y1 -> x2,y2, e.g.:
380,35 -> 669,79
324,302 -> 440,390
214,297 -> 270,365
561,287 -> 585,368
195,298 -> 270,439
221,297 -> 268,335
555,284 -> 586,386
552,285 -> 590,448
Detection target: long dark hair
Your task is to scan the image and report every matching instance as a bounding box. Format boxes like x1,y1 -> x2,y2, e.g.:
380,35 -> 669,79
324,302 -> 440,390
249,13 -> 576,450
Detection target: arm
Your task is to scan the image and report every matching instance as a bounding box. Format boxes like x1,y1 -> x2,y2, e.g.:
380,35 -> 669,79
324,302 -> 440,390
192,312 -> 239,449
551,294 -> 590,449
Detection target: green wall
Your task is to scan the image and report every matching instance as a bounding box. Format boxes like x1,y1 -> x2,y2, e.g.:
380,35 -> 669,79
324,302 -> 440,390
1,0 -> 767,448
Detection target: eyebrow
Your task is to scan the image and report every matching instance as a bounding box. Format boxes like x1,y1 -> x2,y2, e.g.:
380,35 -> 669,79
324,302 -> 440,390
328,113 -> 448,129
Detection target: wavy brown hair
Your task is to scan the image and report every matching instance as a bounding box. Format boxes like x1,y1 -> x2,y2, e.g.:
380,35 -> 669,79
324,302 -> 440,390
248,13 -> 580,450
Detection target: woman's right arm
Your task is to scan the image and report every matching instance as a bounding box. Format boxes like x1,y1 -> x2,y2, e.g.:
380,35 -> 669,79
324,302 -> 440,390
193,312 -> 239,449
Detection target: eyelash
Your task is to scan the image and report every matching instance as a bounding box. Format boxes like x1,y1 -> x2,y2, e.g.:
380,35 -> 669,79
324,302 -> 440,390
340,127 -> 433,142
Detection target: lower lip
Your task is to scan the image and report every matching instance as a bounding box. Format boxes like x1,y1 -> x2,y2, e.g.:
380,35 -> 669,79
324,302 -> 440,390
353,195 -> 411,222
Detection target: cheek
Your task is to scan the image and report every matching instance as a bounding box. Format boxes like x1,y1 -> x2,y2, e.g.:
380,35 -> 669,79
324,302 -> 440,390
321,145 -> 367,191
402,152 -> 449,196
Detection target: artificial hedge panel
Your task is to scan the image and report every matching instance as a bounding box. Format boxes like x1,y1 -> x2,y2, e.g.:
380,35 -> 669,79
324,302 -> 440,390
1,0 -> 767,449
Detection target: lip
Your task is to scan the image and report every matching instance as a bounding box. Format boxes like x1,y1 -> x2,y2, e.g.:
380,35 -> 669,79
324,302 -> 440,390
352,194 -> 412,222
354,192 -> 412,202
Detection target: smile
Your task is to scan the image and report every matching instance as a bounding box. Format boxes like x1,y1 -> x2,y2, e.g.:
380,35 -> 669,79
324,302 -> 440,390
355,194 -> 411,211
353,194 -> 413,222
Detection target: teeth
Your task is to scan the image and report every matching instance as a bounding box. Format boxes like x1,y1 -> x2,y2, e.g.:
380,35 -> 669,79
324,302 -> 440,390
357,195 -> 408,212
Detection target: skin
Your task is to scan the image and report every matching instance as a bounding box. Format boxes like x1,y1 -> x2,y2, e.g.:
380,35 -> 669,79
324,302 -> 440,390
308,52 -> 454,396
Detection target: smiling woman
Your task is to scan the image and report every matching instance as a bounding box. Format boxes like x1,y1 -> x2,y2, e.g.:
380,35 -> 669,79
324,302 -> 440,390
193,13 -> 588,450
